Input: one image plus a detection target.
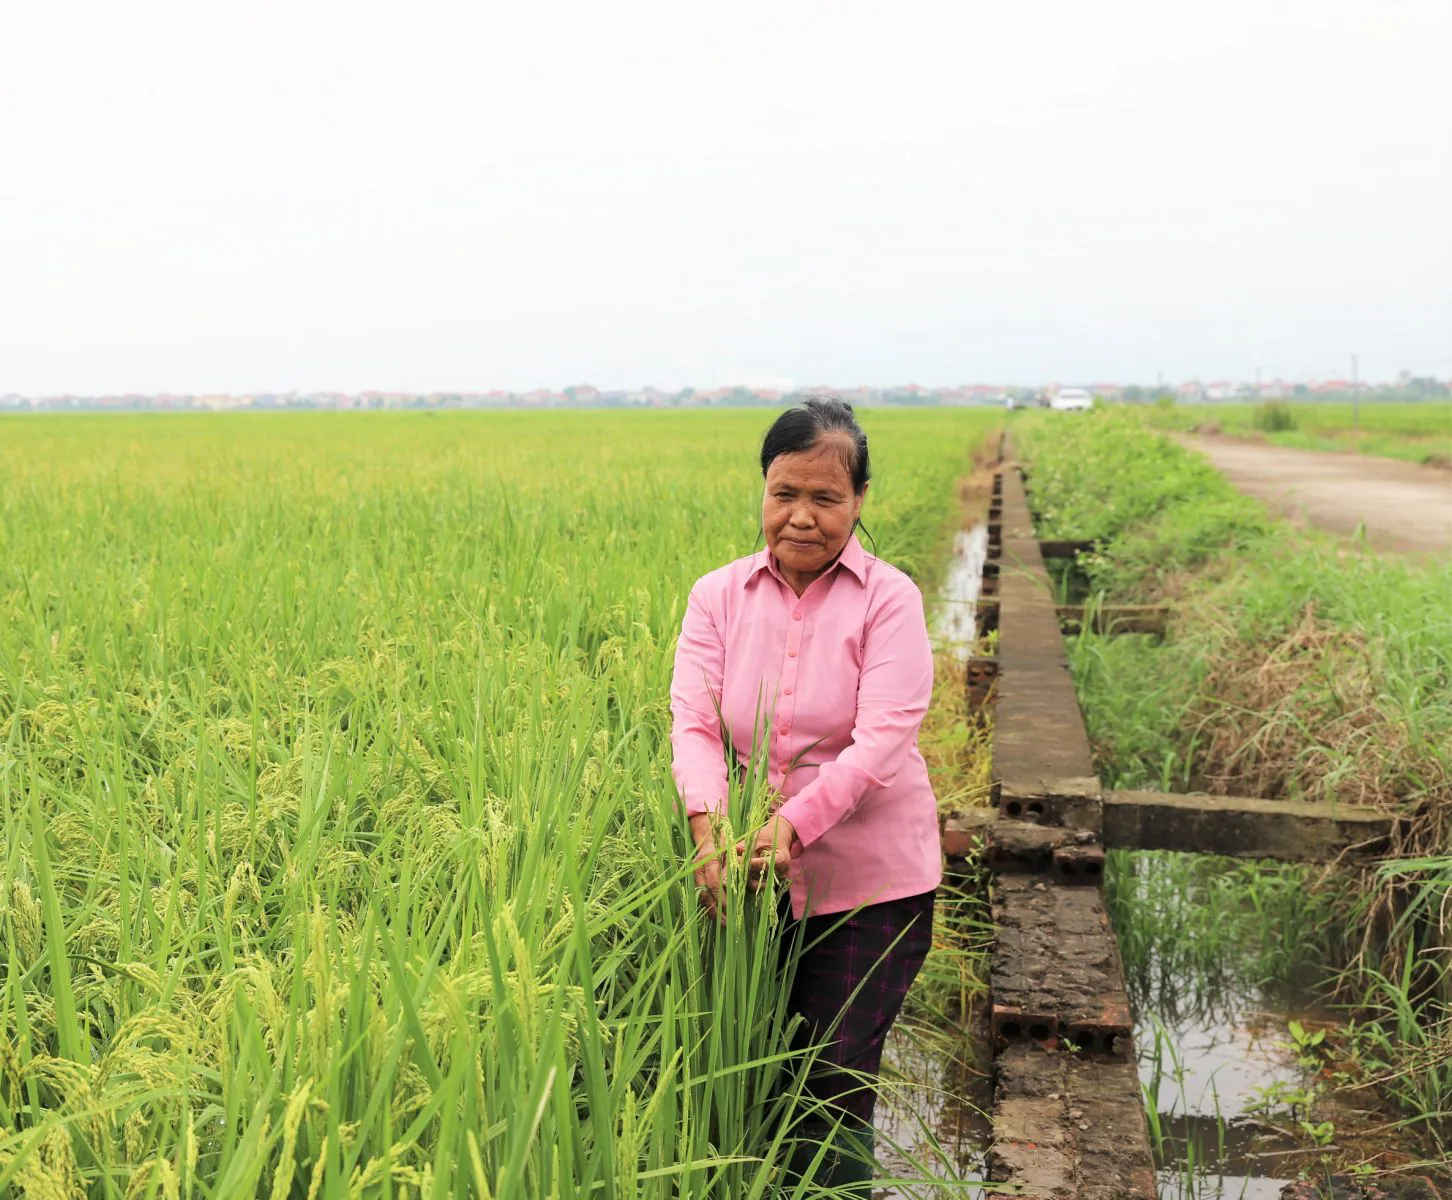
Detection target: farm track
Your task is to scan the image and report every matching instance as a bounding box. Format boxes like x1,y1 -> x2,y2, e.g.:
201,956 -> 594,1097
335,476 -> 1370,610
1176,433 -> 1452,553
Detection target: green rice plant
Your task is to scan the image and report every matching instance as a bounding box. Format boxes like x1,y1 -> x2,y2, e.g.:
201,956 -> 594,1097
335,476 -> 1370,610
1138,1014 -> 1232,1198
0,409 -> 999,1197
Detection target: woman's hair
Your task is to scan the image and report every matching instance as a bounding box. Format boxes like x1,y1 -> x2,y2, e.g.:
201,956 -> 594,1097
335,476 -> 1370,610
759,396 -> 871,495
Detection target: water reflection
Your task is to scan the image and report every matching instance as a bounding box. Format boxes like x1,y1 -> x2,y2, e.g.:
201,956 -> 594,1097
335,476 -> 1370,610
1156,1169 -> 1289,1200
933,525 -> 989,663
1114,851 -> 1343,1196
874,1022 -> 992,1198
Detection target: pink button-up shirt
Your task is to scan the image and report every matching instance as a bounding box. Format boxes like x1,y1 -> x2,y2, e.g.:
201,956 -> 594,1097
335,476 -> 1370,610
670,535 -> 943,918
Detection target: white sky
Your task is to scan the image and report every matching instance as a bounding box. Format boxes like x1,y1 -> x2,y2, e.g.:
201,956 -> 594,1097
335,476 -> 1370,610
2,0 -> 1449,393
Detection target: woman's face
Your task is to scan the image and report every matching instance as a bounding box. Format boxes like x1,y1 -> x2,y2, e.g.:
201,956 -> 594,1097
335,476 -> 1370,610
762,440 -> 865,585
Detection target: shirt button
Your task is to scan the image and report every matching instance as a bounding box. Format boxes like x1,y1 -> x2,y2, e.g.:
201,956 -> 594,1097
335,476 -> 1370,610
784,687 -> 793,696
793,611 -> 802,621
787,649 -> 797,658
779,724 -> 789,734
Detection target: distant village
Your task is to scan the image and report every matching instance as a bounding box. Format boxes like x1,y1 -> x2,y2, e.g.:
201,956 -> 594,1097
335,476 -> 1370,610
3,372 -> 1447,412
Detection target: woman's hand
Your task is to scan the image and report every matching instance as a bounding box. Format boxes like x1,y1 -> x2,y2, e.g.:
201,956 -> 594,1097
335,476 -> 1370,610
688,813 -> 728,924
737,815 -> 798,892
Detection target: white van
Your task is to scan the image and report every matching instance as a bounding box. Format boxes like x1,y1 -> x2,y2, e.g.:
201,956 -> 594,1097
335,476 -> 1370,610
1049,387 -> 1094,412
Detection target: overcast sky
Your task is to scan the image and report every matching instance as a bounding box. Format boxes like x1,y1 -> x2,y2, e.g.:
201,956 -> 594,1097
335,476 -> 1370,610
3,0 -> 1449,393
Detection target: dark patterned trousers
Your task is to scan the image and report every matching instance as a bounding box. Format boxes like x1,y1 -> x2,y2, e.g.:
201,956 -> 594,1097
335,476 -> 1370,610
783,889 -> 936,1125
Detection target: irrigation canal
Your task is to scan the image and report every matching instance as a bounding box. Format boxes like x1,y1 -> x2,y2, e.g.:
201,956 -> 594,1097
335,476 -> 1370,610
908,437 -> 1425,1199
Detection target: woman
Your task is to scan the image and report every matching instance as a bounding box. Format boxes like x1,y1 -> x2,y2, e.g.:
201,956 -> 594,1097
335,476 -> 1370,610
669,397 -> 943,1194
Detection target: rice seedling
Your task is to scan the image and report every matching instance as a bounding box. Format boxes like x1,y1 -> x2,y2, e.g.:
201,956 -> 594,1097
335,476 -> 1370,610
0,409 -> 998,1197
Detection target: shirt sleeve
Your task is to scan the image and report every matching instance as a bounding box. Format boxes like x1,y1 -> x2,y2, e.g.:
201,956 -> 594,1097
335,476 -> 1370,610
776,580 -> 932,848
669,580 -> 730,816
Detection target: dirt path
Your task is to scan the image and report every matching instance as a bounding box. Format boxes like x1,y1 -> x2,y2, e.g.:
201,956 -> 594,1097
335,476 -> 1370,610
1176,434 -> 1452,554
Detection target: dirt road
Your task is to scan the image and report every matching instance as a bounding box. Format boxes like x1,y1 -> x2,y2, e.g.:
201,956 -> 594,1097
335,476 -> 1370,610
1177,435 -> 1452,554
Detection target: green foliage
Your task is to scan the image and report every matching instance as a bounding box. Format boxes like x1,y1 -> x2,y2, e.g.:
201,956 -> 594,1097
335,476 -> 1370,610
1286,1019 -> 1327,1066
1017,408 -> 1452,808
1017,407 -> 1273,595
1106,851 -> 1339,1011
1251,400 -> 1297,432
1067,545 -> 1452,806
0,409 -> 995,1197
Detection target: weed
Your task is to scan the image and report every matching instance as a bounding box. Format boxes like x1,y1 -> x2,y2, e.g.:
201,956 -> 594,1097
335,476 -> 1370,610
1252,401 -> 1298,432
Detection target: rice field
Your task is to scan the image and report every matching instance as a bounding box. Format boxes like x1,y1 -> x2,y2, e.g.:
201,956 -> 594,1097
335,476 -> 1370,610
0,410 -> 996,1198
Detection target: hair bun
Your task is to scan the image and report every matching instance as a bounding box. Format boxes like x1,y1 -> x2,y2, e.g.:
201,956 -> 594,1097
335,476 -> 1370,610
806,393 -> 853,416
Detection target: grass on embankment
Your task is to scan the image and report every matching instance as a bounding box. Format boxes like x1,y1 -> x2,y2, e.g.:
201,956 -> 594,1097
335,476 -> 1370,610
1015,407 -> 1452,1153
1018,408 -> 1451,816
1144,399 -> 1452,468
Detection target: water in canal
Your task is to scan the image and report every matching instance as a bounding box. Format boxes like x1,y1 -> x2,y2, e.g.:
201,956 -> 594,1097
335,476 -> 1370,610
1112,850 -> 1416,1198
933,524 -> 989,661
874,854 -> 1393,1199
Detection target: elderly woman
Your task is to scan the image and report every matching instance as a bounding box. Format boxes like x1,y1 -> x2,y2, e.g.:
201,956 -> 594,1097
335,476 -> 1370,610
669,397 -> 943,1193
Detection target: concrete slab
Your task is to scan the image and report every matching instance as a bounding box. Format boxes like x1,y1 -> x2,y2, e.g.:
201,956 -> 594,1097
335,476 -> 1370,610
944,793 -> 1399,864
989,820 -> 1094,873
1039,538 -> 1099,559
1104,789 -> 1402,861
982,451 -> 1155,1198
992,467 -> 1101,825
987,1139 -> 1076,1199
941,811 -> 1096,868
988,1046 -> 1156,1199
990,875 -> 1131,1052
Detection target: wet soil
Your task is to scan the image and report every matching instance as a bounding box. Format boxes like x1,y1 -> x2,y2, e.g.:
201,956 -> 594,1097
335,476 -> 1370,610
1176,434 -> 1452,554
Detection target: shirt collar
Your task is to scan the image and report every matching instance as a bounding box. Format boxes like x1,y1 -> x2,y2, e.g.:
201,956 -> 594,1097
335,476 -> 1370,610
748,533 -> 868,587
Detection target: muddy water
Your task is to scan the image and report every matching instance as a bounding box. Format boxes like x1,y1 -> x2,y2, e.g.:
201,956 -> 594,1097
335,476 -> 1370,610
1137,999 -> 1309,1199
1117,851 -> 1400,1198
874,1026 -> 992,1198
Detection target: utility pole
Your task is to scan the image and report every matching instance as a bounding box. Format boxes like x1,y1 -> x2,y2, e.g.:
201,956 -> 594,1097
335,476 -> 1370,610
1351,354 -> 1359,431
